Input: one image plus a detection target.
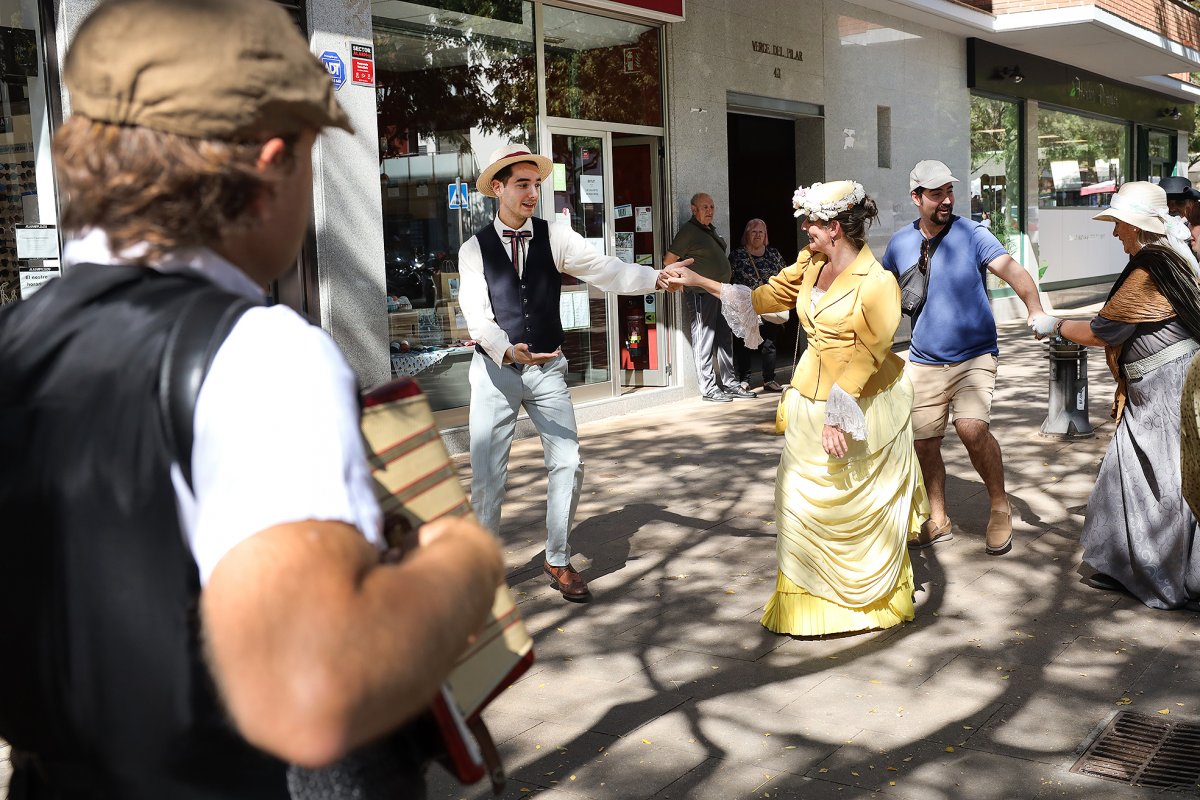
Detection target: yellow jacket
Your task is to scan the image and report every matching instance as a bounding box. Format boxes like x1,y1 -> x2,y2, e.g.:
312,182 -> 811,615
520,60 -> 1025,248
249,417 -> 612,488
752,245 -> 904,401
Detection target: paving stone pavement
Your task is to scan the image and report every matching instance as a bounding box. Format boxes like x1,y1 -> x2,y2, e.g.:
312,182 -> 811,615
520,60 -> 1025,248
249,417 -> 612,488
429,313 -> 1200,800
4,312 -> 1199,799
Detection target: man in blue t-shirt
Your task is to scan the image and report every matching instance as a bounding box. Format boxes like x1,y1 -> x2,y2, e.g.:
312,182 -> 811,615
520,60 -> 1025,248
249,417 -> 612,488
882,160 -> 1044,557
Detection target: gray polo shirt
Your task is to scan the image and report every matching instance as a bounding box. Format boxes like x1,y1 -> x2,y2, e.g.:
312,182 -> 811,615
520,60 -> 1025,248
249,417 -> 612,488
668,217 -> 731,292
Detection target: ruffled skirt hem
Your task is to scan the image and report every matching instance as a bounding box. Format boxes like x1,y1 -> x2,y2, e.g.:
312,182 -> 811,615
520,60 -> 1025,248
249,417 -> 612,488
760,553 -> 915,637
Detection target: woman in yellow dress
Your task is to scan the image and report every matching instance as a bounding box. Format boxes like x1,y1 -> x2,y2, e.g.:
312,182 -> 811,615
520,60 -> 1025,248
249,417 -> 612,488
666,181 -> 929,636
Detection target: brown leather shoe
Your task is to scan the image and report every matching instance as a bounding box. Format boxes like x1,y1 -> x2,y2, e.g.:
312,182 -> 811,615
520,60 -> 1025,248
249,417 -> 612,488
544,561 -> 591,601
909,517 -> 953,549
985,506 -> 1013,555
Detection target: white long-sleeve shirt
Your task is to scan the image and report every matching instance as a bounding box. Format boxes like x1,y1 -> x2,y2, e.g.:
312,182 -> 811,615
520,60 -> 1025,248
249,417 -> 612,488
457,217 -> 660,364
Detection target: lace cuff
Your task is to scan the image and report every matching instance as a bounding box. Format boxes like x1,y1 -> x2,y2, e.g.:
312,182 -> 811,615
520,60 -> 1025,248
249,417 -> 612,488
824,384 -> 867,441
719,283 -> 763,349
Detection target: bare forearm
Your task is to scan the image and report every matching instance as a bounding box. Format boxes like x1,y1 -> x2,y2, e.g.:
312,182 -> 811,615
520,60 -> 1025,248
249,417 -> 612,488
1058,318 -> 1107,348
991,257 -> 1044,316
203,518 -> 504,766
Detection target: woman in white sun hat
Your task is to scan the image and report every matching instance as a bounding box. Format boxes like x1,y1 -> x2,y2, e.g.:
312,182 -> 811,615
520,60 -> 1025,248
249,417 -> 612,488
1033,180 -> 1200,610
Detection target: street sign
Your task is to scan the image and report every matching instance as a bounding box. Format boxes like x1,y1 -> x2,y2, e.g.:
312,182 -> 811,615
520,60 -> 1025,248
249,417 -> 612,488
319,50 -> 346,90
351,43 -> 374,87
447,181 -> 470,209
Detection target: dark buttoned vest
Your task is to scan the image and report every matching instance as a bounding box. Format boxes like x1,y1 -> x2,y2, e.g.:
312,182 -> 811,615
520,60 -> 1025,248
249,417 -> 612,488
476,217 -> 564,353
0,264 -> 288,799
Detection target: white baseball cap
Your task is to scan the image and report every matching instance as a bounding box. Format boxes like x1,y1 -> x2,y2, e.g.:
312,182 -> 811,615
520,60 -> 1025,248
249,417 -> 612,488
909,160 -> 958,192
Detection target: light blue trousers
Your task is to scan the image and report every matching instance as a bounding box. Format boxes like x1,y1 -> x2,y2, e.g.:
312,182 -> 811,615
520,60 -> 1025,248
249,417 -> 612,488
468,351 -> 583,567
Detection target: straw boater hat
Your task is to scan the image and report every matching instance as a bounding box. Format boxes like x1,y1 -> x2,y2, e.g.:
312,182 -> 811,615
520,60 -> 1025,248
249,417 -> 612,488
476,143 -> 553,198
1092,181 -> 1168,235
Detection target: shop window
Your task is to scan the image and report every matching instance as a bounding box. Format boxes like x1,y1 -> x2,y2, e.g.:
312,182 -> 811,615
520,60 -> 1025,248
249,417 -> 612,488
0,0 -> 53,307
1036,107 -> 1127,209
970,95 -> 1021,253
374,1 -> 536,411
1141,128 -> 1176,183
544,6 -> 662,127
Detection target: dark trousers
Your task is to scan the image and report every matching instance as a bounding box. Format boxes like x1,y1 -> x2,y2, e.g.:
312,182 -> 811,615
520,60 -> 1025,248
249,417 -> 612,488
734,320 -> 782,384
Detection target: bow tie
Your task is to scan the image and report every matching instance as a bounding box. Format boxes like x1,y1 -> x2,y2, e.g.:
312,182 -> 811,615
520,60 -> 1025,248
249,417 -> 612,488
502,229 -> 532,271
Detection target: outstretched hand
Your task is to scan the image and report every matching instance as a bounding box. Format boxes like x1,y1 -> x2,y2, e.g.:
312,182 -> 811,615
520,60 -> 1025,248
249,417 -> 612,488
657,258 -> 695,293
662,263 -> 701,291
511,343 -> 561,365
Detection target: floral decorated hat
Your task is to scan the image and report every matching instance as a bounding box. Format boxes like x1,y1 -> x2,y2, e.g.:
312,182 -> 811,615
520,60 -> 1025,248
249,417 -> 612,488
792,181 -> 865,221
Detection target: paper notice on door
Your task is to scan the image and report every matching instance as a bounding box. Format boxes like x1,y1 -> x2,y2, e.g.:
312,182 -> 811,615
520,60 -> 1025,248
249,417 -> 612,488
560,290 -> 591,331
16,224 -> 58,260
635,207 -> 652,232
615,232 -> 634,263
553,163 -> 567,191
614,203 -> 633,219
580,174 -> 604,204
18,264 -> 60,299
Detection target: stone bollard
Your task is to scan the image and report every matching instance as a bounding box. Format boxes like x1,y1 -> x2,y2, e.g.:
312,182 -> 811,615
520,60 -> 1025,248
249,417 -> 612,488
1039,336 -> 1095,439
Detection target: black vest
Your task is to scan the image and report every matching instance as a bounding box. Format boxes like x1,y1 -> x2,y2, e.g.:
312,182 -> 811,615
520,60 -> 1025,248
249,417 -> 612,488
477,218 -> 564,353
0,264 -> 288,799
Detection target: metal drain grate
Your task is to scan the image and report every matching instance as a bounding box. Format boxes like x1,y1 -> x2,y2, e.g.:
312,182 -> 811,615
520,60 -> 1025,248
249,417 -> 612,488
1071,711 -> 1200,792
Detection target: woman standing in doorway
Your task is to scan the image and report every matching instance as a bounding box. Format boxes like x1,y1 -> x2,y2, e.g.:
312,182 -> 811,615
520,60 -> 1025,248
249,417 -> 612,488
730,219 -> 791,392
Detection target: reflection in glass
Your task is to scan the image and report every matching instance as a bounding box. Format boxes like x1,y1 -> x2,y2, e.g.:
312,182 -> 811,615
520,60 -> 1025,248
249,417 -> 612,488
544,6 -> 662,127
374,1 -> 536,410
970,95 -> 1021,257
1036,107 -> 1128,209
1145,129 -> 1175,183
551,133 -> 609,387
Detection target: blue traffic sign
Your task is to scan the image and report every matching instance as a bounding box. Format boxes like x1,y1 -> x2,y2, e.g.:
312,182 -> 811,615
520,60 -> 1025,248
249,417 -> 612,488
448,181 -> 470,209
320,50 -> 346,90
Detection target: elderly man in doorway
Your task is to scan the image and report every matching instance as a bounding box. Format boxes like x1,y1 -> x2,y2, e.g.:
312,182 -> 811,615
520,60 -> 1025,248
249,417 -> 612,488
665,193 -> 757,402
882,160 -> 1044,557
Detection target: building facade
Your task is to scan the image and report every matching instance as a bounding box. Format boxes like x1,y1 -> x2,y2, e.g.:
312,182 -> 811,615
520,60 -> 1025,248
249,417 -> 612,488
10,0 -> 1200,446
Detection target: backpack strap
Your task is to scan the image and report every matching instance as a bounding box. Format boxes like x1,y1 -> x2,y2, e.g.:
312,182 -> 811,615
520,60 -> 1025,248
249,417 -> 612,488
158,289 -> 256,490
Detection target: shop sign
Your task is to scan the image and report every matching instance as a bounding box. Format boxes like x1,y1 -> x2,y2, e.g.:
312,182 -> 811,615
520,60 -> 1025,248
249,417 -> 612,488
571,0 -> 683,21
1068,77 -> 1119,111
320,50 -> 346,90
351,43 -> 374,87
751,40 -> 803,61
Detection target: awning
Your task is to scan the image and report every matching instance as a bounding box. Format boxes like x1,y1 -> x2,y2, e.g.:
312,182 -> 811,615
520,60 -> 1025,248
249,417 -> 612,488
570,0 -> 684,23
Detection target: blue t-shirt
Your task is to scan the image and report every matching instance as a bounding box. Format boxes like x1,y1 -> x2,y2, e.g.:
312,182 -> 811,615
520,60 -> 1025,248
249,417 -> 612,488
881,215 -> 1008,365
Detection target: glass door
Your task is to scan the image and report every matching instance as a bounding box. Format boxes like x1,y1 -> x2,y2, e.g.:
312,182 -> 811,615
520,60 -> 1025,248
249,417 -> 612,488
547,127 -> 670,398
612,134 -> 668,387
549,129 -> 615,401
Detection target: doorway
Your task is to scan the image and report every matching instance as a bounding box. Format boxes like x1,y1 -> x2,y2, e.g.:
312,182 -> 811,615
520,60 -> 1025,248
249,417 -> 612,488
727,113 -> 798,259
546,126 -> 671,400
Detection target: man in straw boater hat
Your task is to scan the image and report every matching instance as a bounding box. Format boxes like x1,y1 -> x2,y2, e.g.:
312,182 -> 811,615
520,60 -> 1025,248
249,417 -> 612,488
458,144 -> 686,601
0,0 -> 503,796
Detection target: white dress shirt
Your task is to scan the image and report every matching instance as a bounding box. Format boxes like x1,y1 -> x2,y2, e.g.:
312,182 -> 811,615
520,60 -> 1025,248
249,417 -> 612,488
457,217 -> 660,364
63,231 -> 384,585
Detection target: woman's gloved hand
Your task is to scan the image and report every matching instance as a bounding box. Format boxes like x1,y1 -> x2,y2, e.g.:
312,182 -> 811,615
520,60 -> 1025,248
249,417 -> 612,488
1030,314 -> 1060,339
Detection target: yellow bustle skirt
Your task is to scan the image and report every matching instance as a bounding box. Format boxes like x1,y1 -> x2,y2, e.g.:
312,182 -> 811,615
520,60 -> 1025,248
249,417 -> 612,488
761,373 -> 928,637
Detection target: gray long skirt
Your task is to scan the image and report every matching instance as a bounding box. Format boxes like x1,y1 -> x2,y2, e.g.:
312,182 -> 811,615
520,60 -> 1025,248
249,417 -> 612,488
1081,351 -> 1200,610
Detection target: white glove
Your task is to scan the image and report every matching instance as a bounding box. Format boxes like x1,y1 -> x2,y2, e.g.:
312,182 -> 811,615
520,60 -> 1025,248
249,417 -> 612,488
1030,314 -> 1059,337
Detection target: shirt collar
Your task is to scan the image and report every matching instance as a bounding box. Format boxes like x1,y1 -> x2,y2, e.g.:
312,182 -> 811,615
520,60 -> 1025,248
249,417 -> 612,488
493,217 -> 535,237
62,229 -> 265,300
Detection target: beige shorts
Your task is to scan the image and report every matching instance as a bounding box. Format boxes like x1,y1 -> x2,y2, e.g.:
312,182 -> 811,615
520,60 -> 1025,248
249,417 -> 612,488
908,353 -> 998,440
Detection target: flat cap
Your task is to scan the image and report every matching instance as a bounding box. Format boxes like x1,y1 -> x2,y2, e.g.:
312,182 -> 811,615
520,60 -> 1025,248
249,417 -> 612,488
64,0 -> 352,140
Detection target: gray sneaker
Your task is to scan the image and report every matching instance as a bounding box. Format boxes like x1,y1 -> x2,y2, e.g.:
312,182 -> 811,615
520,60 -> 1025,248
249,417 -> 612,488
724,386 -> 758,399
701,392 -> 733,403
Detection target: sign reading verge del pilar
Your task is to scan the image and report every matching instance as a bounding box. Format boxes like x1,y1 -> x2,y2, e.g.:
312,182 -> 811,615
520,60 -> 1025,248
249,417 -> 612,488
752,40 -> 803,61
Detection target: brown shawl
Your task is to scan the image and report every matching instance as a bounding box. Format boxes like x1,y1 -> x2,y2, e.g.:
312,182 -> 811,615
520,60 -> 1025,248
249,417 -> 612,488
1099,245 -> 1200,420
